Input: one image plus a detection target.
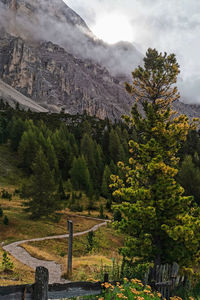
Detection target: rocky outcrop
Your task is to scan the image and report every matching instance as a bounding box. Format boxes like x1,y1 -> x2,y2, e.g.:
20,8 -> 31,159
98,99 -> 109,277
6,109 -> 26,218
0,0 -> 199,119
0,30 -> 133,119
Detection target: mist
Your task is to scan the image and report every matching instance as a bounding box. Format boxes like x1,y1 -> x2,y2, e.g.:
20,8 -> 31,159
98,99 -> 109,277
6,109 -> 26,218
64,0 -> 200,104
0,0 -> 199,103
0,0 -> 142,78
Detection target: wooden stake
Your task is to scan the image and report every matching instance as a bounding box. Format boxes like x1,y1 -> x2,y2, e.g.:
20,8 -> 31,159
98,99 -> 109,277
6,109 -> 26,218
67,220 -> 73,278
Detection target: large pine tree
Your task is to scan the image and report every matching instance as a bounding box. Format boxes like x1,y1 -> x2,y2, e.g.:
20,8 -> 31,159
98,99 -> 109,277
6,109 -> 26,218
111,48 -> 200,268
23,147 -> 62,219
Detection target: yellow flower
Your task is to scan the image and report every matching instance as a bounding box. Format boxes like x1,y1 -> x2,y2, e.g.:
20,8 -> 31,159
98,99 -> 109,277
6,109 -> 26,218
157,292 -> 162,297
144,289 -> 151,294
130,288 -> 140,295
136,297 -> 144,300
117,293 -> 124,298
146,285 -> 151,290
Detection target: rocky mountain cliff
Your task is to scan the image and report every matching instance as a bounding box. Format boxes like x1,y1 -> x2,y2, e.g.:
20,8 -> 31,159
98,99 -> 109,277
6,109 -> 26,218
0,0 -> 199,119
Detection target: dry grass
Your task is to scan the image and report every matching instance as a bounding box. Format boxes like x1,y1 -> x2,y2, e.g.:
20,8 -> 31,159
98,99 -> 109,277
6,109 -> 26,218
23,225 -> 124,281
0,247 -> 34,286
20,244 -> 56,262
0,185 -> 111,285
0,193 -> 103,245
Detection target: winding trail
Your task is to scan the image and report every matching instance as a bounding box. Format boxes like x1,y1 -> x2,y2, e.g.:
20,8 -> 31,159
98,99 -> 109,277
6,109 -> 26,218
3,217 -> 109,284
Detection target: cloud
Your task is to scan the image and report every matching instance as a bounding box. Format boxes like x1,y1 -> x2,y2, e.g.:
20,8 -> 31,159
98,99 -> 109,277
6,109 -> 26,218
64,0 -> 200,103
0,0 -> 143,77
0,0 -> 199,103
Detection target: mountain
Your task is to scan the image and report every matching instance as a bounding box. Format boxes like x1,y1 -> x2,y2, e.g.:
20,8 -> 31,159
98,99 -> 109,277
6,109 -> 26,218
0,0 -> 199,119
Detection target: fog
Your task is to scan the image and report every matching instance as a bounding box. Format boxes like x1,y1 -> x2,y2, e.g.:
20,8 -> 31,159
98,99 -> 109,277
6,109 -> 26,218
0,0 -> 142,77
0,0 -> 199,103
64,0 -> 200,104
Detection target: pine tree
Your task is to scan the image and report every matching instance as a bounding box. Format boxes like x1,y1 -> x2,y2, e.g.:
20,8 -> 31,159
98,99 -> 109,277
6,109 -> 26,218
101,165 -> 112,198
23,148 -> 62,219
70,156 -> 91,193
9,117 -> 25,151
111,48 -> 200,268
178,155 -> 200,204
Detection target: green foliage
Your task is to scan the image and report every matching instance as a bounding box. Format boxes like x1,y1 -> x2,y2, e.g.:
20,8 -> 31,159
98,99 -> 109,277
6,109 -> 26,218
1,189 -> 12,200
9,117 -> 26,151
101,165 -> 112,198
111,48 -> 200,268
1,251 -> 14,273
22,147 -> 62,219
0,206 -> 3,218
3,215 -> 9,225
99,204 -> 104,219
99,278 -> 160,300
70,156 -> 91,193
114,210 -> 122,222
178,155 -> 200,204
121,258 -> 150,282
87,231 -> 95,252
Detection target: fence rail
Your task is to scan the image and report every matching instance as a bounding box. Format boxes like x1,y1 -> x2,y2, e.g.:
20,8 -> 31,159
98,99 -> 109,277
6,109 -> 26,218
0,267 -> 102,300
0,263 -> 187,300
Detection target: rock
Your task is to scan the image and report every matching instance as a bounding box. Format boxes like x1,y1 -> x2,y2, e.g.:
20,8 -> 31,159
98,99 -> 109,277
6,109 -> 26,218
0,0 -> 199,119
0,30 -> 132,119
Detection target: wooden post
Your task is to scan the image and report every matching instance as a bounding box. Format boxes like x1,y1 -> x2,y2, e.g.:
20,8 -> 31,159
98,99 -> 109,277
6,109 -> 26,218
33,266 -> 49,300
104,273 -> 109,283
67,220 -> 73,278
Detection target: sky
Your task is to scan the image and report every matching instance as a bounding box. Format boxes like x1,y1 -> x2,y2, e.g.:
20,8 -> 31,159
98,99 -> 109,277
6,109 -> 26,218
63,0 -> 200,104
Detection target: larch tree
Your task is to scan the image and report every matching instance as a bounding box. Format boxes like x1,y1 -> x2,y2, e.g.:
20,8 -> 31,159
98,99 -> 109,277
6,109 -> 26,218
111,48 -> 200,269
23,147 -> 62,219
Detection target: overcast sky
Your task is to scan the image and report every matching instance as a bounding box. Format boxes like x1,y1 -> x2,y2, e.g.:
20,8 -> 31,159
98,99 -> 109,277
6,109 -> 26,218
64,0 -> 200,103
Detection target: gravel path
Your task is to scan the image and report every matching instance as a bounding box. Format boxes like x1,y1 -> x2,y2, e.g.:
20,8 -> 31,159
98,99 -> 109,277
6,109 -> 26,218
3,219 -> 108,284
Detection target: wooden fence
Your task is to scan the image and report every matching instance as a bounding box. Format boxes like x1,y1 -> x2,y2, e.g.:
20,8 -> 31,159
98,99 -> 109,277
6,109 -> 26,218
148,262 -> 186,299
0,263 -> 188,300
0,267 -> 102,299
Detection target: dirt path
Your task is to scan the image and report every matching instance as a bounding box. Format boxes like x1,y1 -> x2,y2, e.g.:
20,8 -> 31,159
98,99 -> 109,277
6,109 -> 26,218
3,218 -> 108,284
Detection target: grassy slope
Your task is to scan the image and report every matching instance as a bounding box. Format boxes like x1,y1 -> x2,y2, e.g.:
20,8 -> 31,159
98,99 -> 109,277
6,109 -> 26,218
0,145 -> 124,284
21,225 -> 124,281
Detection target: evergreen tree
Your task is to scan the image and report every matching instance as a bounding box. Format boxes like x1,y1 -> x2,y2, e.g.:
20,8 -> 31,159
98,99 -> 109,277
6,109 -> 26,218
81,133 -> 96,179
18,121 -> 39,172
9,117 -> 25,151
23,148 -> 62,219
111,48 -> 200,268
109,129 -> 124,163
70,156 -> 91,193
178,155 -> 200,204
101,165 -> 112,198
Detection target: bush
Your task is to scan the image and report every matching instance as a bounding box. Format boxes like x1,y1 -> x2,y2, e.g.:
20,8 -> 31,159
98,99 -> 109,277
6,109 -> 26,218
114,210 -> 122,222
0,206 -> 3,218
98,278 -> 161,300
1,251 -> 14,273
99,204 -> 104,219
121,259 -> 150,282
106,199 -> 112,212
1,189 -> 12,201
69,201 -> 83,212
3,215 -> 9,225
87,231 -> 95,252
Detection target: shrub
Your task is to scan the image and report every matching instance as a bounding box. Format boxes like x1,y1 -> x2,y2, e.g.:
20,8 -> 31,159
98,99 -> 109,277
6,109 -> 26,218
99,204 -> 104,219
3,215 -> 9,225
1,251 -> 14,273
0,206 -> 3,218
114,210 -> 122,222
87,231 -> 95,252
1,189 -> 12,201
99,278 -> 161,300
